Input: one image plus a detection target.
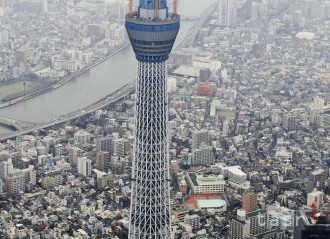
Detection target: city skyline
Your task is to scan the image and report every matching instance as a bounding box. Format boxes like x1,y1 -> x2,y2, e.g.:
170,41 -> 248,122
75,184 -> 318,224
0,0 -> 329,238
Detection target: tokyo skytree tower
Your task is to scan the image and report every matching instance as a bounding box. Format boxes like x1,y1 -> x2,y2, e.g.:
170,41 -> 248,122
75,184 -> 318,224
125,0 -> 180,238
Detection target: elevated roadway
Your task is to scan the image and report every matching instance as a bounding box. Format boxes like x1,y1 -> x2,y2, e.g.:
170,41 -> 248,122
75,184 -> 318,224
0,83 -> 135,142
174,2 -> 217,50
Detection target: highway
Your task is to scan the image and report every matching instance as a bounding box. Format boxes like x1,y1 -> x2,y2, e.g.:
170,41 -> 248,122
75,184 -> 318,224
0,4 -> 217,142
174,2 -> 217,50
0,83 -> 136,142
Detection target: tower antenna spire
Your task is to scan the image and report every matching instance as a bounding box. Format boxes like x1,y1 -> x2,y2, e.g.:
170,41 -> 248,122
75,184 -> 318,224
174,0 -> 177,16
155,0 -> 159,18
129,0 -> 133,17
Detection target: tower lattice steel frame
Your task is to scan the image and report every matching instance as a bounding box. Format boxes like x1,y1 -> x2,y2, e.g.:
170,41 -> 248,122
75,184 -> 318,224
125,0 -> 180,238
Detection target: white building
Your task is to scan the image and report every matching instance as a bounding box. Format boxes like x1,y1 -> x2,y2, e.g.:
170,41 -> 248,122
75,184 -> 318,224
184,214 -> 201,230
167,77 -> 177,93
307,190 -> 324,209
228,176 -> 250,192
74,130 -> 91,145
78,157 -> 92,177
212,164 -> 247,179
197,199 -> 227,212
113,138 -> 127,157
266,203 -> 294,230
275,148 -> 292,161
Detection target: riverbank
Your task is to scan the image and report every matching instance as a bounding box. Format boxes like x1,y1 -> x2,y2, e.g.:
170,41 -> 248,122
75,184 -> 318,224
0,41 -> 130,109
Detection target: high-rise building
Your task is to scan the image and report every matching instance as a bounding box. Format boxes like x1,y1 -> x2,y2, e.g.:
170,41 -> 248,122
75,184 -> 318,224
113,138 -> 129,157
266,203 -> 293,230
0,158 -> 13,180
5,170 -> 26,195
229,209 -> 251,239
95,136 -> 113,155
320,111 -> 330,129
242,191 -> 259,213
68,146 -> 83,165
294,210 -> 330,239
190,144 -> 213,166
184,214 -> 201,230
218,0 -> 236,26
74,130 -> 91,145
307,169 -> 327,193
125,0 -> 180,237
282,114 -> 296,131
77,157 -> 92,177
307,190 -> 324,209
192,130 -> 209,149
41,169 -> 63,189
229,209 -> 268,239
310,96 -> 325,125
96,151 -> 110,172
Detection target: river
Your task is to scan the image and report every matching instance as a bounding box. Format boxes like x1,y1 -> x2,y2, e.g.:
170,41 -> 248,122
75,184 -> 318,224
0,0 -> 215,134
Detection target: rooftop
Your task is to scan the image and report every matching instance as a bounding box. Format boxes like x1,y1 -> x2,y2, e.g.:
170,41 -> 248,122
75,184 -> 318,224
197,199 -> 226,209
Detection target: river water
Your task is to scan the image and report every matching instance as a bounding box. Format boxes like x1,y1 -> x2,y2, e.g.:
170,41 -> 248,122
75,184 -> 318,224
0,0 -> 215,134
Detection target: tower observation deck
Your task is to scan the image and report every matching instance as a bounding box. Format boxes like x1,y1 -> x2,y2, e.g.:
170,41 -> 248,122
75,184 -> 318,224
125,0 -> 180,238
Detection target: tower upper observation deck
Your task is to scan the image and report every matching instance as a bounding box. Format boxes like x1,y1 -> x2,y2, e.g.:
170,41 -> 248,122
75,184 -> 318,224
125,0 -> 180,62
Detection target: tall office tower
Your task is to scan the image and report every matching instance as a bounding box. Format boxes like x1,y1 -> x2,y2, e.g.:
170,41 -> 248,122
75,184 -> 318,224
242,191 -> 259,213
218,0 -> 236,26
125,0 -> 180,238
294,210 -> 330,239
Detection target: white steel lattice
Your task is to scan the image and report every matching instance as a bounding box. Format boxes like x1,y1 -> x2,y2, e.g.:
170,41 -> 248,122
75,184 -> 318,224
129,61 -> 171,239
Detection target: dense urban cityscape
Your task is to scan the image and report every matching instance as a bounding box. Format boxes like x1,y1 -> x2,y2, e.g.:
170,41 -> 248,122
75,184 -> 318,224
0,0 -> 329,238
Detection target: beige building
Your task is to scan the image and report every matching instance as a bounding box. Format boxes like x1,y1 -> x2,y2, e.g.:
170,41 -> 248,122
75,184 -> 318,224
41,169 -> 64,189
242,191 -> 259,213
186,172 -> 225,194
6,170 -> 26,195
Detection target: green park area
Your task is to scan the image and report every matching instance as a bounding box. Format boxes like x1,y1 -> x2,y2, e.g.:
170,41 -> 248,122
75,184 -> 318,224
0,81 -> 43,102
